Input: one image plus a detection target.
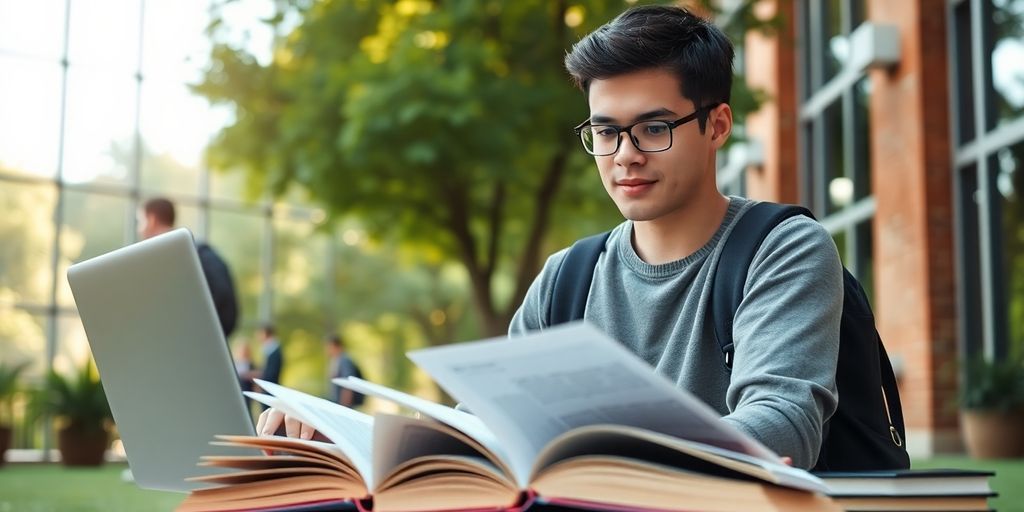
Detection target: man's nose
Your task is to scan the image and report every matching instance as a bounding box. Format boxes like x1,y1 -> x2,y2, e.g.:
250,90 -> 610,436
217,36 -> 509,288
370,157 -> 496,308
613,130 -> 646,165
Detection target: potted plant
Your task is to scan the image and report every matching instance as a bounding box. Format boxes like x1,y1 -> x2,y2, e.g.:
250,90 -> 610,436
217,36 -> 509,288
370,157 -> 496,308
959,356 -> 1024,459
0,361 -> 29,466
33,359 -> 113,466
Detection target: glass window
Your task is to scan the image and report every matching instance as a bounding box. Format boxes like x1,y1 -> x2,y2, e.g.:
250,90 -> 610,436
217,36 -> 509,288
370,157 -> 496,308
996,141 -> 1024,355
57,191 -> 132,306
139,79 -> 226,194
210,169 -> 257,202
855,219 -> 874,303
66,0 -> 141,72
953,0 -> 976,145
62,68 -> 138,184
0,0 -> 67,59
957,164 -> 984,356
825,101 -> 846,215
854,78 -> 872,201
0,56 -> 63,178
0,311 -> 47,449
823,0 -> 845,83
273,215 -> 331,392
141,0 -> 213,84
53,314 -> 92,377
0,182 -> 57,305
209,209 -> 266,343
989,0 -> 1024,128
0,311 -> 47,380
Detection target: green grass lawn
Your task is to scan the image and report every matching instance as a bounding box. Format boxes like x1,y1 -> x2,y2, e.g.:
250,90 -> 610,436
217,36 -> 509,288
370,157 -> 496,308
912,456 -> 1024,512
0,463 -> 183,512
0,458 -> 1021,512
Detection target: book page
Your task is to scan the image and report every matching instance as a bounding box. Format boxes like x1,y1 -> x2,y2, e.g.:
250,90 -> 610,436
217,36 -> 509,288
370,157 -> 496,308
371,413 -> 511,489
248,380 -> 375,487
333,377 -> 511,470
408,321 -> 779,487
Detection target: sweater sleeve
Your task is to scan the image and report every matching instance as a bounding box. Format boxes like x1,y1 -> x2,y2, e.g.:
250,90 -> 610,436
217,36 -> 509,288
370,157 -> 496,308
508,248 -> 569,336
720,215 -> 843,469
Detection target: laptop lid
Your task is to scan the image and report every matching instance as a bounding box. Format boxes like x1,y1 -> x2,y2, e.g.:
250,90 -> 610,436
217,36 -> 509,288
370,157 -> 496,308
67,228 -> 256,492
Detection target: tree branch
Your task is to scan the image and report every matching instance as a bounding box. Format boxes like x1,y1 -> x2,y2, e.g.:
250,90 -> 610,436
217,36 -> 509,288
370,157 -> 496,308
483,180 -> 506,279
507,146 -> 570,319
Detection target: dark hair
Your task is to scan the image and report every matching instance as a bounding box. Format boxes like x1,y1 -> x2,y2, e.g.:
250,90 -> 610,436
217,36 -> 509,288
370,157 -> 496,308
261,325 -> 276,337
564,5 -> 734,129
326,334 -> 344,348
143,197 -> 176,226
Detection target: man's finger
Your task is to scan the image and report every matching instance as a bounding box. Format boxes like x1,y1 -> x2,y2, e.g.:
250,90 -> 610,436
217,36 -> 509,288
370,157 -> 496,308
284,415 -> 302,439
300,423 -> 316,440
260,409 -> 285,436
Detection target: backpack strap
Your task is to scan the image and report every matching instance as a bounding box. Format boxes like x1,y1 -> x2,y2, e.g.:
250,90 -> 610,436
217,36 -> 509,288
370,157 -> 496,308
712,202 -> 813,369
548,231 -> 612,326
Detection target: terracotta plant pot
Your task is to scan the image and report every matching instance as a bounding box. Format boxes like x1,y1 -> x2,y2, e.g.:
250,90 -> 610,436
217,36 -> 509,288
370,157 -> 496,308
57,425 -> 109,466
0,426 -> 10,466
960,408 -> 1024,459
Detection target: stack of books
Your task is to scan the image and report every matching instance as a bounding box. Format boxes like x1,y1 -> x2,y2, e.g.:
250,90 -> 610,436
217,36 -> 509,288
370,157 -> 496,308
175,322 -> 842,512
817,468 -> 996,511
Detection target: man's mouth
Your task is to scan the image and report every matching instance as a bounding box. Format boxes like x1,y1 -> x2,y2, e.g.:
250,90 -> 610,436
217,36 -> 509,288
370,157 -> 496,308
616,178 -> 656,196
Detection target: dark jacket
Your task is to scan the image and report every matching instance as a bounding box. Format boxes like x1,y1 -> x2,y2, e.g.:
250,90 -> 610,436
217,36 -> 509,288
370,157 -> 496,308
197,243 -> 238,338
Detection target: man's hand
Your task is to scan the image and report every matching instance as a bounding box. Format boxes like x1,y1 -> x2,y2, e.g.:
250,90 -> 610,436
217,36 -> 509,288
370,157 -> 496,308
255,408 -> 317,440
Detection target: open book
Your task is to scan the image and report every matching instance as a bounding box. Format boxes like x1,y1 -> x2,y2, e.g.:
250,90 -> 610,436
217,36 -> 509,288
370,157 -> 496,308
177,322 -> 840,512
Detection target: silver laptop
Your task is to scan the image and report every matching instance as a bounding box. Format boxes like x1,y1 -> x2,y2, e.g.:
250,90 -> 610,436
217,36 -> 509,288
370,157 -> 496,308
67,228 -> 256,492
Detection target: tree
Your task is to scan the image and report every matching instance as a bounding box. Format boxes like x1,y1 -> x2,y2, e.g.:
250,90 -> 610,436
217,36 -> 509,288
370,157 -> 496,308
196,0 -> 771,335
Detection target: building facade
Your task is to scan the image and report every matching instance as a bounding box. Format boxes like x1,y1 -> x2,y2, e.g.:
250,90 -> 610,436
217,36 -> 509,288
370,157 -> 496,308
739,0 -> 1023,457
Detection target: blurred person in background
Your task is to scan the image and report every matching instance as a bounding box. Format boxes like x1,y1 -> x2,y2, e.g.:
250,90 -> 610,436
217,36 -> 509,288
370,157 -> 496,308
325,334 -> 366,409
140,197 -> 239,339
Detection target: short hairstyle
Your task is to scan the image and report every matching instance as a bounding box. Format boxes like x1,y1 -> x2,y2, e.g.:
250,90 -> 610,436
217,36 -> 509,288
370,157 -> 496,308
326,334 -> 344,348
261,325 -> 276,337
143,197 -> 176,227
564,5 -> 735,129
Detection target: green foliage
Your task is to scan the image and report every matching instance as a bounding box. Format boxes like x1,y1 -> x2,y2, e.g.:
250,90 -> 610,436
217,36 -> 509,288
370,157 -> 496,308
196,0 -> 777,334
32,359 -> 112,434
960,356 -> 1024,412
0,361 -> 29,425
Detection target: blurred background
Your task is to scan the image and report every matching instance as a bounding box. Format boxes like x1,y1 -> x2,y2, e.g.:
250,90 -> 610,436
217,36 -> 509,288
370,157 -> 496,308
0,0 -> 1023,507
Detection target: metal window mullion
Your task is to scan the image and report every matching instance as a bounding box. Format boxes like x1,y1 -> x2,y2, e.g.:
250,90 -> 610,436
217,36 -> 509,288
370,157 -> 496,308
808,0 -> 825,91
820,196 -> 877,234
970,0 -> 997,360
954,116 -> 1024,167
128,0 -> 146,245
42,0 -> 74,463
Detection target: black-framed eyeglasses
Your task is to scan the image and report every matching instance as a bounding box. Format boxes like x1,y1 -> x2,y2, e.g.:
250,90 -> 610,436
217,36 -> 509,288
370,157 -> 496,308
572,105 -> 717,156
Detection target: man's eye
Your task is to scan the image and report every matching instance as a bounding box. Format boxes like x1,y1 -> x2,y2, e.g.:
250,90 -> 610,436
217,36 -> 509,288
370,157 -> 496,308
644,123 -> 669,135
593,127 -> 618,138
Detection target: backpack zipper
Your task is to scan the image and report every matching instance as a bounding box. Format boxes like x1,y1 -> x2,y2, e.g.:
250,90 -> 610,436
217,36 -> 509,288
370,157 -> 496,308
880,385 -> 903,447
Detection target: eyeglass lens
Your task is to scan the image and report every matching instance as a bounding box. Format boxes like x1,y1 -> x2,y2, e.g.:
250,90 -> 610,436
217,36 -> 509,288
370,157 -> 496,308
581,121 -> 673,155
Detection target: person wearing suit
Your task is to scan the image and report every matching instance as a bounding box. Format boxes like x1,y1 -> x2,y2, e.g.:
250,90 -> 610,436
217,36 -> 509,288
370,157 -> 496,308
257,325 -> 283,387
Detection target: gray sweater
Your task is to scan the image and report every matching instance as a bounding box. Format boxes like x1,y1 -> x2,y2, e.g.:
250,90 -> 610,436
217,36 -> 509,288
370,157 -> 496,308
508,197 -> 842,469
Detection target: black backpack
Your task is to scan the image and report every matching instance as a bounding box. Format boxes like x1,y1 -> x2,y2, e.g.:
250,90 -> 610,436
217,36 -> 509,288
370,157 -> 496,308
547,202 -> 911,471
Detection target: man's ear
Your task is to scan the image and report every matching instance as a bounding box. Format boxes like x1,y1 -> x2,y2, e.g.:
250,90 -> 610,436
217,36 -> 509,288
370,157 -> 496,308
708,103 -> 733,149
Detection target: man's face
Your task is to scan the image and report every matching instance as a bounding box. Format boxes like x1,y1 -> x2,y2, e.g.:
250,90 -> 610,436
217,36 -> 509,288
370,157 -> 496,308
586,68 -> 725,224
138,211 -> 165,240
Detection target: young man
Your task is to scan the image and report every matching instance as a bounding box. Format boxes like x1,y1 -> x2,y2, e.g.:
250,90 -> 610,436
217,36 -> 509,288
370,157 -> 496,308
258,6 -> 842,470
140,197 -> 240,339
506,5 -> 842,470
